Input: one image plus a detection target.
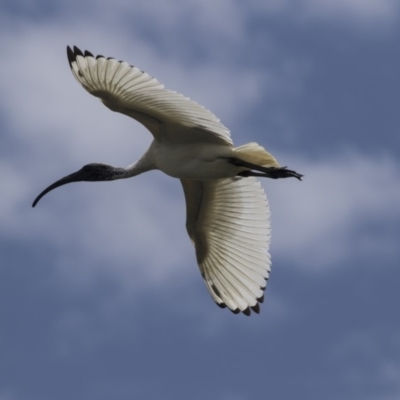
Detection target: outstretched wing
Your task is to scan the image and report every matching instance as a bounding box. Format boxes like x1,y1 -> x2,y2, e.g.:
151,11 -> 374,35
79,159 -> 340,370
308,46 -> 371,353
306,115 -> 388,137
67,46 -> 232,145
181,177 -> 271,316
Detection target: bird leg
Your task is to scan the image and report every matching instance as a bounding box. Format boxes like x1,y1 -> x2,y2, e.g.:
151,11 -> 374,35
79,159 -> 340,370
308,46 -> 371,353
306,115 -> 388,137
228,158 -> 303,181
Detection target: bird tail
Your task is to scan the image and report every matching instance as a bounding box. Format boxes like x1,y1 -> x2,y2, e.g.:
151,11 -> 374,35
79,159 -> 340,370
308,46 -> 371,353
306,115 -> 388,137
233,142 -> 280,168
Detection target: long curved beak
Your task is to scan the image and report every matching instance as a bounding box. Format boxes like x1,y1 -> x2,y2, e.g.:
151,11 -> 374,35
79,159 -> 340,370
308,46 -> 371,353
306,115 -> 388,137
32,170 -> 86,208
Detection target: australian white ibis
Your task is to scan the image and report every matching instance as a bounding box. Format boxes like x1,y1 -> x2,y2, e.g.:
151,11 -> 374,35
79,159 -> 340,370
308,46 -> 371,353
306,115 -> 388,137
33,46 -> 302,316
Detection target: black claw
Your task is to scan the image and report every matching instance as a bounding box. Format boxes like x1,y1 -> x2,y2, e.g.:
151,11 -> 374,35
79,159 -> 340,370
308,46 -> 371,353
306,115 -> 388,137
281,167 -> 303,181
292,172 -> 303,181
268,167 -> 303,180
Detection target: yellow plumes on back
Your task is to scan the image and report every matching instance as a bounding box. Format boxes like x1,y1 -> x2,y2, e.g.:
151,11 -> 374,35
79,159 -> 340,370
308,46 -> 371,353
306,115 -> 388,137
234,142 -> 280,168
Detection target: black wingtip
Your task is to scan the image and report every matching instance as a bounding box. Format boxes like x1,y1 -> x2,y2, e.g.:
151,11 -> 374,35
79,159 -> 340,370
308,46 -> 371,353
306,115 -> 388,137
217,302 -> 227,309
243,307 -> 251,316
258,294 -> 265,304
73,46 -> 83,57
67,46 -> 83,66
230,308 -> 240,315
66,45 -> 74,67
67,46 -> 97,67
251,303 -> 260,314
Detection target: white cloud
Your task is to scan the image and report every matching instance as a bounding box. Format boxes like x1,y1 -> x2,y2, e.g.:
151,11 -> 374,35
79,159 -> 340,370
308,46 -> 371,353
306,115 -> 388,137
268,152 -> 400,271
220,393 -> 247,400
1,1 -> 399,323
0,15 -> 270,294
0,5 -> 399,400
331,331 -> 400,400
302,0 -> 398,24
251,0 -> 399,28
0,390 -> 16,400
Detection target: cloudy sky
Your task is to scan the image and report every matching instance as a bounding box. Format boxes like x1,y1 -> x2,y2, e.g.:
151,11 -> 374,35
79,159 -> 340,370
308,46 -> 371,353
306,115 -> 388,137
1,1 -> 400,399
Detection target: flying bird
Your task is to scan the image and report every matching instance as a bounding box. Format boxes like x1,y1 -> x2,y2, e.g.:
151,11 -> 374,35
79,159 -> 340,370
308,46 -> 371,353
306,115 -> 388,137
33,46 -> 302,316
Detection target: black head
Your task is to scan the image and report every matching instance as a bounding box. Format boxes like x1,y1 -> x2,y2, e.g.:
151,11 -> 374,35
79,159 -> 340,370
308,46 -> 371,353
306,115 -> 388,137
32,163 -> 123,207
73,163 -> 121,181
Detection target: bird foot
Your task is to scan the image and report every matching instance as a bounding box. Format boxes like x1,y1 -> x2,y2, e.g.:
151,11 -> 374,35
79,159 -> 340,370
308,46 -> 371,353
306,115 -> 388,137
265,166 -> 303,180
228,158 -> 303,181
238,167 -> 303,181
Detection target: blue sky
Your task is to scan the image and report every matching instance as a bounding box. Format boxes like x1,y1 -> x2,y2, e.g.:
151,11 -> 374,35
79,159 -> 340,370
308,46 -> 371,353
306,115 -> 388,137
1,1 -> 400,399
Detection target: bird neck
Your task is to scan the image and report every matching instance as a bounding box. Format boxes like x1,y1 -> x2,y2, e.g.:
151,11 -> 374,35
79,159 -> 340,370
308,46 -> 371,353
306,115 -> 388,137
123,148 -> 156,178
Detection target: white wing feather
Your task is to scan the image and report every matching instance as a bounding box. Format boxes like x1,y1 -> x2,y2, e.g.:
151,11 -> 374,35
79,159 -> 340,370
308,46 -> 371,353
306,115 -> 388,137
67,46 -> 232,145
181,177 -> 271,315
67,47 -> 274,315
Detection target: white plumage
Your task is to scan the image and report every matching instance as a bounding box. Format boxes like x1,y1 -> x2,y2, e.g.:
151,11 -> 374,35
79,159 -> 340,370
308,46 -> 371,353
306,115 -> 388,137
33,46 -> 302,316
182,178 -> 270,314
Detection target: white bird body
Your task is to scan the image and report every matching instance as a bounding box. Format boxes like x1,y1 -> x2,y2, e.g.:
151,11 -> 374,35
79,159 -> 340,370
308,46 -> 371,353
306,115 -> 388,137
32,46 -> 302,316
139,141 -> 244,180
